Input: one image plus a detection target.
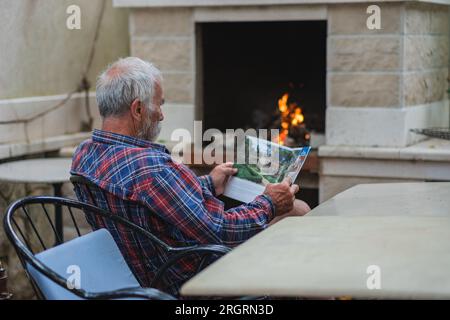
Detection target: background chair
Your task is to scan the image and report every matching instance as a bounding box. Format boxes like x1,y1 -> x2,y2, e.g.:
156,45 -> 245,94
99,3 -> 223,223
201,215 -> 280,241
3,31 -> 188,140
70,174 -> 231,296
3,196 -> 176,300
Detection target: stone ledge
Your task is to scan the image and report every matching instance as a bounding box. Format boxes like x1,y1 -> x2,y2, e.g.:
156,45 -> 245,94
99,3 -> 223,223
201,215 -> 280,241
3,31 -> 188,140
0,132 -> 91,161
114,0 -> 450,7
325,100 -> 449,147
130,7 -> 193,37
193,4 -> 327,21
317,179 -> 448,208
319,138 -> 450,162
0,92 -> 100,145
320,156 -> 450,181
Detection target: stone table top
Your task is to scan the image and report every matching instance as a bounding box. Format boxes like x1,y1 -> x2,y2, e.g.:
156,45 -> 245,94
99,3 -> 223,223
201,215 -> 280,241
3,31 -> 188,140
181,215 -> 450,298
0,158 -> 72,184
310,182 -> 450,217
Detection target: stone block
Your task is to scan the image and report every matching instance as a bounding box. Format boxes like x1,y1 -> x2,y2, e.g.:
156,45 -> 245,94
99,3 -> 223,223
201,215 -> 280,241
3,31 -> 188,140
130,8 -> 193,37
131,38 -> 192,72
404,35 -> 449,70
158,103 -> 195,142
404,69 -> 448,106
0,123 -> 26,144
329,73 -> 399,107
405,3 -> 449,35
162,72 -> 194,104
328,36 -> 400,71
328,3 -> 402,35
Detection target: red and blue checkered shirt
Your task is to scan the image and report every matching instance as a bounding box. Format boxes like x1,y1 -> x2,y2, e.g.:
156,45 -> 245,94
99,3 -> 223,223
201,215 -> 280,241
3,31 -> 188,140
71,129 -> 274,294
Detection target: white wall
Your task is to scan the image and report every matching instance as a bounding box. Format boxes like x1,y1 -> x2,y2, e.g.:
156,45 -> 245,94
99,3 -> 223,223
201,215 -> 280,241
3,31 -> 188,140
0,0 -> 129,99
0,0 -> 129,153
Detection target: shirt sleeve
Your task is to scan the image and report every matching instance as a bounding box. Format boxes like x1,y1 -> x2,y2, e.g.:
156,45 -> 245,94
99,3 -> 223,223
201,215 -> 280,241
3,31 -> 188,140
136,162 -> 275,247
197,175 -> 216,196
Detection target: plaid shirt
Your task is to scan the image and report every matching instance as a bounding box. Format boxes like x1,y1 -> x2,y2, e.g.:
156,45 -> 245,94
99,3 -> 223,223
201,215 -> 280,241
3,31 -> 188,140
71,129 -> 274,294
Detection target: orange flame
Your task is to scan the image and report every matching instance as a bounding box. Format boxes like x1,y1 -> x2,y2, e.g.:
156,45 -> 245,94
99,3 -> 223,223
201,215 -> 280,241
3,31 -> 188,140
277,93 -> 305,145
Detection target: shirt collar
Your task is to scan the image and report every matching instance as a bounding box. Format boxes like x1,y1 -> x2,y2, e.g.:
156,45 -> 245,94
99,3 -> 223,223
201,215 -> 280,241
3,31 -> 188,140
92,129 -> 169,154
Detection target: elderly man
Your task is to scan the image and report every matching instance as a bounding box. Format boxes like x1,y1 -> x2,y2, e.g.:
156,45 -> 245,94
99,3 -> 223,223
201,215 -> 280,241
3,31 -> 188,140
71,57 -> 310,295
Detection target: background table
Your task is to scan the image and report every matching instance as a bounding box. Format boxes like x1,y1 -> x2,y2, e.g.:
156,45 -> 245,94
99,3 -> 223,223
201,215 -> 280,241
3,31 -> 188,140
181,215 -> 450,299
311,182 -> 450,217
0,158 -> 72,243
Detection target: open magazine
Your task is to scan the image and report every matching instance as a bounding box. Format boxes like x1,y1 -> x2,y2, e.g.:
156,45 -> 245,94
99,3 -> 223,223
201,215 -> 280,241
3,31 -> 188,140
223,136 -> 311,203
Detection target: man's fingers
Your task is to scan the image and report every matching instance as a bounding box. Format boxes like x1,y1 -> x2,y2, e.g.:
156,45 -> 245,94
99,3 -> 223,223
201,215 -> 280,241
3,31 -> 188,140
290,184 -> 299,195
223,167 -> 238,175
223,162 -> 234,167
281,176 -> 292,186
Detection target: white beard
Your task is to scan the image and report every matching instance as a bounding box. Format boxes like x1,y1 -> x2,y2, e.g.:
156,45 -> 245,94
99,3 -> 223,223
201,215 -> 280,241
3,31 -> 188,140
138,118 -> 161,142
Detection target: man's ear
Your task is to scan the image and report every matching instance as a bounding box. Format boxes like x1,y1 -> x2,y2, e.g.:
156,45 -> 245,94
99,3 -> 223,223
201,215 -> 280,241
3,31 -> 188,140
130,99 -> 143,121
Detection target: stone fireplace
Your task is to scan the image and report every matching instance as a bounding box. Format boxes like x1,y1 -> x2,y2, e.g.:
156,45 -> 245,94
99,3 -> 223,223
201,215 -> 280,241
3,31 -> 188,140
115,0 -> 450,203
199,20 -> 326,140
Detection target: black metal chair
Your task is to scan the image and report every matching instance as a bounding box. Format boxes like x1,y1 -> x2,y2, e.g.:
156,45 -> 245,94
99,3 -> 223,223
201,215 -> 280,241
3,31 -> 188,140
70,174 -> 232,296
3,196 -> 177,300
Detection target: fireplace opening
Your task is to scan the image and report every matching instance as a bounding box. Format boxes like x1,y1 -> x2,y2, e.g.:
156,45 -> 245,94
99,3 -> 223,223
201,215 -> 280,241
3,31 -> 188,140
198,20 -> 327,147
196,20 -> 326,208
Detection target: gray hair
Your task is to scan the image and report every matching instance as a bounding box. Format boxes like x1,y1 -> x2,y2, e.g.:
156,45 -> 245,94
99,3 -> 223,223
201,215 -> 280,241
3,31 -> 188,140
96,57 -> 162,118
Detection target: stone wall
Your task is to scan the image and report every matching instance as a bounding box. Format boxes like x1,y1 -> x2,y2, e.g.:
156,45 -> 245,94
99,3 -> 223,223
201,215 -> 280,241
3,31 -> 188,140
0,0 -> 128,155
319,2 -> 450,201
130,8 -> 196,141
0,0 -> 129,100
403,3 -> 449,106
326,2 -> 449,147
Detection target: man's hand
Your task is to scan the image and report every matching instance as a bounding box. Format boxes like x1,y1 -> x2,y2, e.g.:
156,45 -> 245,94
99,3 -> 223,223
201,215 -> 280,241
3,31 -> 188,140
209,162 -> 238,196
263,177 -> 299,215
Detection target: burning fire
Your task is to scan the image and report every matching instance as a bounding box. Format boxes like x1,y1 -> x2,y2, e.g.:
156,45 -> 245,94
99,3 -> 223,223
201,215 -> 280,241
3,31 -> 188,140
277,93 -> 306,145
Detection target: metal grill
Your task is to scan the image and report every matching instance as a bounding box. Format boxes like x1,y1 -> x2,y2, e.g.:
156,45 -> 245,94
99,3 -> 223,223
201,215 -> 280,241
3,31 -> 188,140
410,127 -> 450,141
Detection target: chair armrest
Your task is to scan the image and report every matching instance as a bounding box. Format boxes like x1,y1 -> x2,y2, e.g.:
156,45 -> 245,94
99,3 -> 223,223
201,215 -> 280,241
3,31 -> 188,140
178,244 -> 231,255
85,287 -> 176,300
150,244 -> 231,292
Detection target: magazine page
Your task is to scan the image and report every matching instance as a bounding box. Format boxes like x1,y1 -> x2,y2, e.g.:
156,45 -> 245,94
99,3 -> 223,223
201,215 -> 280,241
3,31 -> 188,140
223,136 -> 311,203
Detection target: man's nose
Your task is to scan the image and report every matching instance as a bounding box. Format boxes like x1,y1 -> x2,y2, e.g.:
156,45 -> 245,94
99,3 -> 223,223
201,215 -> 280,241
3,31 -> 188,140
159,111 -> 164,121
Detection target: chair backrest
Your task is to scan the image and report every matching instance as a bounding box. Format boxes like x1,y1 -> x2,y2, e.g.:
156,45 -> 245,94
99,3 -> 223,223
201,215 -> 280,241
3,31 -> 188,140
70,175 -> 175,288
2,196 -> 174,300
69,175 -> 169,249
